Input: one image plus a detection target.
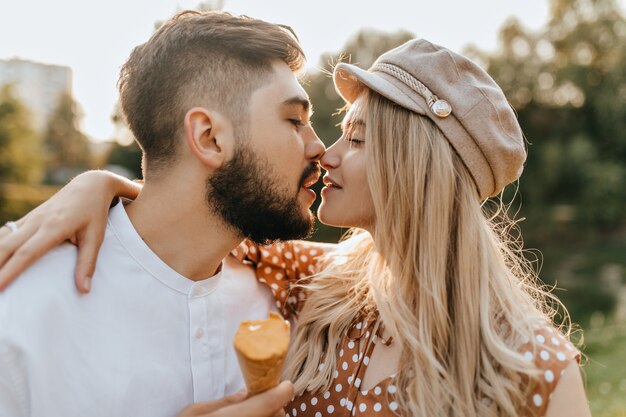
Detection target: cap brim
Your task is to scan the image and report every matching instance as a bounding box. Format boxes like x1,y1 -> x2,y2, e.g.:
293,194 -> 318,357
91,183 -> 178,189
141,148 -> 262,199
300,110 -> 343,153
333,62 -> 430,116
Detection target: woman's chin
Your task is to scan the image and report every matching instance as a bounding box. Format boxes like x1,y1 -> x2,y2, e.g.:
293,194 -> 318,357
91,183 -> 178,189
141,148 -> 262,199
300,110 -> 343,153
317,206 -> 359,229
317,205 -> 344,228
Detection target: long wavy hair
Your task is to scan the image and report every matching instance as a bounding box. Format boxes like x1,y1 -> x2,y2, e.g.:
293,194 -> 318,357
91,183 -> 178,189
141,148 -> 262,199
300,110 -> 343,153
284,90 -> 571,416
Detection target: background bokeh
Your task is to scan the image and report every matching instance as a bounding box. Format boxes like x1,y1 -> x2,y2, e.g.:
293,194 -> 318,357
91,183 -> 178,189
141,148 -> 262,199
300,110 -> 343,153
0,0 -> 624,415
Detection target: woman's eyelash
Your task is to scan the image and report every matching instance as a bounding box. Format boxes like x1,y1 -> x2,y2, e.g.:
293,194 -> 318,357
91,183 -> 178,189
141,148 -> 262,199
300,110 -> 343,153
289,119 -> 304,127
348,137 -> 364,145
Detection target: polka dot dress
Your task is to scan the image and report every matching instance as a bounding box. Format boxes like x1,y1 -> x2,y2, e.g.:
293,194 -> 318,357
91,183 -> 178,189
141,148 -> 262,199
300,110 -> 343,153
286,315 -> 403,417
231,240 -> 580,416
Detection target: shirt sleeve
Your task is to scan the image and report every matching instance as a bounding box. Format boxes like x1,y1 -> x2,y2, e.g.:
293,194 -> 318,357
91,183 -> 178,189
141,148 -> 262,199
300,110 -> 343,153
231,240 -> 335,319
519,326 -> 581,417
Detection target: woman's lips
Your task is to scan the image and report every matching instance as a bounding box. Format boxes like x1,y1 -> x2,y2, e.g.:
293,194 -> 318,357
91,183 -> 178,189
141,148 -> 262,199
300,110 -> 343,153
322,175 -> 342,189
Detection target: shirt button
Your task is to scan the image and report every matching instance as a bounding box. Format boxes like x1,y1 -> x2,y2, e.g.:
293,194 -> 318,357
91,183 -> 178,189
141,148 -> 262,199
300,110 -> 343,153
193,287 -> 204,297
195,328 -> 205,339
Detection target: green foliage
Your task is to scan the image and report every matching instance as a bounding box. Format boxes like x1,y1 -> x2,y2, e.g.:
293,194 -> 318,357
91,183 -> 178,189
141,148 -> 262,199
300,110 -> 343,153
0,85 -> 43,186
0,183 -> 58,224
538,238 -> 626,325
580,320 -> 626,417
42,92 -> 91,184
466,0 -> 626,231
106,141 -> 142,179
106,102 -> 142,179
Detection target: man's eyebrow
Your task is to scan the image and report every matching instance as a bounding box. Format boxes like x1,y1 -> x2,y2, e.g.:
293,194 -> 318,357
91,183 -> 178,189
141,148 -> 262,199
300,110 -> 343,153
281,96 -> 312,114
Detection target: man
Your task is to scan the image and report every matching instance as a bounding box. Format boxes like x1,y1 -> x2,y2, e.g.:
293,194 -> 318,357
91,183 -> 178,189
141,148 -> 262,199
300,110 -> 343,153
0,10 -> 324,417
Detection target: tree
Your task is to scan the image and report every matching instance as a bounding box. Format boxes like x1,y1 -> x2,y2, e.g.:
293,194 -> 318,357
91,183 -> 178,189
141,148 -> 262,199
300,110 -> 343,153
106,141 -> 142,179
0,85 -> 43,185
466,0 -> 626,233
105,102 -> 142,179
0,85 -> 45,221
42,92 -> 91,184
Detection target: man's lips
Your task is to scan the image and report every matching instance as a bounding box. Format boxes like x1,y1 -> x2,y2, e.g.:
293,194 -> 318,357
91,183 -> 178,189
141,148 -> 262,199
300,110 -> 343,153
302,172 -> 320,188
300,164 -> 321,189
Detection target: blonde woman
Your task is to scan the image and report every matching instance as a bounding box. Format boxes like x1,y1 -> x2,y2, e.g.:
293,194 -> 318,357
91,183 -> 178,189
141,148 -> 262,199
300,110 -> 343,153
0,39 -> 590,417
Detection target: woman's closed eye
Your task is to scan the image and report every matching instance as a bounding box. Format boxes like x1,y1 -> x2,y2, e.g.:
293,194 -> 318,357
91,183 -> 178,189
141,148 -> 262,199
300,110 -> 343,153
347,136 -> 365,147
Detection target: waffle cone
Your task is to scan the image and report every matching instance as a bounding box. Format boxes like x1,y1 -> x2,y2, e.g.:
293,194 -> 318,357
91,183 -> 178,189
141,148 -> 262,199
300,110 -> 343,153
233,312 -> 290,395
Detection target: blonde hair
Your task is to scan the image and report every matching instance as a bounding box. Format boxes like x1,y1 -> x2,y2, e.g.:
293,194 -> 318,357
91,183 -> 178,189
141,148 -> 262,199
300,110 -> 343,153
285,90 -> 570,416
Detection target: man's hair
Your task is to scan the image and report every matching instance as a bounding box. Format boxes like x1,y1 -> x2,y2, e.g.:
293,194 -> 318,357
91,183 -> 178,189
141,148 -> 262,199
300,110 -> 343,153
118,10 -> 305,174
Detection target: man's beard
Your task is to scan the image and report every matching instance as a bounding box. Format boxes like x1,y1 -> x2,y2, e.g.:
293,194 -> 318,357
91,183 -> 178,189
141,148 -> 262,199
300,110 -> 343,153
207,145 -> 318,244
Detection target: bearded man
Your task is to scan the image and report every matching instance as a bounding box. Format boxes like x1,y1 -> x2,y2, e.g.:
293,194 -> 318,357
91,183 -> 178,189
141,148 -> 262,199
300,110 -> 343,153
0,10 -> 325,417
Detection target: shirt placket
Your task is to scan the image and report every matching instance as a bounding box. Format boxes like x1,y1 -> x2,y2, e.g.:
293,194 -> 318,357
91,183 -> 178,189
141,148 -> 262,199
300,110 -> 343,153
188,284 -> 225,401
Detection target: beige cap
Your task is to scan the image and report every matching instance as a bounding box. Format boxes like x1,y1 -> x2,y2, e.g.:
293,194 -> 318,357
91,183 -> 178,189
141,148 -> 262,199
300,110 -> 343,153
333,39 -> 526,200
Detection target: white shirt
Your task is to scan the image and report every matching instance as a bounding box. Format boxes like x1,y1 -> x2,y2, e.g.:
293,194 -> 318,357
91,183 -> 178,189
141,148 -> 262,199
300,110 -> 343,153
0,202 -> 276,417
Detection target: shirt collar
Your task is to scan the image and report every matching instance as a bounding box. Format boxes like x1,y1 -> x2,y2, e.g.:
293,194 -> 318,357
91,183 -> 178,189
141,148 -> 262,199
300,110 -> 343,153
107,199 -> 223,295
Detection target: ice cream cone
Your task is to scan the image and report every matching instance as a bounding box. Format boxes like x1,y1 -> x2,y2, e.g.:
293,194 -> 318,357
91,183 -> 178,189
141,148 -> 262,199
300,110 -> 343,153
233,312 -> 291,395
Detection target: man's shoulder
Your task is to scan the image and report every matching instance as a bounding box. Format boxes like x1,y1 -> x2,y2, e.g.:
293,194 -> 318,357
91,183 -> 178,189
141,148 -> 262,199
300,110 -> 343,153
9,241 -> 77,286
0,242 -> 79,320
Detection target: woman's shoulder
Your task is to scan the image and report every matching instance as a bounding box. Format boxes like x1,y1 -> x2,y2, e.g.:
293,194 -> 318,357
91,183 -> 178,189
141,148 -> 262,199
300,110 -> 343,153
518,324 -> 581,416
230,240 -> 337,318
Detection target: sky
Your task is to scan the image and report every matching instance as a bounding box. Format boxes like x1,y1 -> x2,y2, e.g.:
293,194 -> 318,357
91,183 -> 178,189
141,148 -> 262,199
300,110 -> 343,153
0,0 -> 623,142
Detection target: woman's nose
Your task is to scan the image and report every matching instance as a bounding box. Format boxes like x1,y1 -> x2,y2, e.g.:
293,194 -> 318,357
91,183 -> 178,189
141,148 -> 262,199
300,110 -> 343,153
320,139 -> 341,170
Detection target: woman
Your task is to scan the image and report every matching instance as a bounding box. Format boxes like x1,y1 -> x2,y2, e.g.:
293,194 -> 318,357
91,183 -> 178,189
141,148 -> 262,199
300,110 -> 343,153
0,39 -> 590,417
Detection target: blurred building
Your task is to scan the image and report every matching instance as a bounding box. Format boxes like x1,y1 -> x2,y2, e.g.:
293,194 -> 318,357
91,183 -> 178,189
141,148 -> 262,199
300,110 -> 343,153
0,58 -> 72,133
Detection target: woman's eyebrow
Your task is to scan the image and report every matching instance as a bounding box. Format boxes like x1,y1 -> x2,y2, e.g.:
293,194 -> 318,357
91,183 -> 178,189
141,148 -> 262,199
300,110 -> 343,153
342,118 -> 366,131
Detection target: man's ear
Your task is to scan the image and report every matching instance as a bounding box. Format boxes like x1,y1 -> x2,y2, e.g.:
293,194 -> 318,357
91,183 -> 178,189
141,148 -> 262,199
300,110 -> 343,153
183,107 -> 232,169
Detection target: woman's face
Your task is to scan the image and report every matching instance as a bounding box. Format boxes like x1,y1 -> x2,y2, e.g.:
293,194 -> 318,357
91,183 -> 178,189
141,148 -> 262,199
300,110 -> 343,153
318,96 -> 376,231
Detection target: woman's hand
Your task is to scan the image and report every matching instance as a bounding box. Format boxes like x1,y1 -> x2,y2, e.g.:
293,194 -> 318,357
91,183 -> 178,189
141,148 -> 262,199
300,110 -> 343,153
0,170 -> 142,293
177,381 -> 294,417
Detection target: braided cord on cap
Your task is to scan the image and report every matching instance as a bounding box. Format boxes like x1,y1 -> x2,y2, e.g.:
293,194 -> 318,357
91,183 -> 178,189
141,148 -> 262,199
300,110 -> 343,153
371,63 -> 452,117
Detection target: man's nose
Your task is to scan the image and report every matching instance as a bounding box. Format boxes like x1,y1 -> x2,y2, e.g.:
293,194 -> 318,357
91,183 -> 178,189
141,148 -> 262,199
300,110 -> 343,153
304,127 -> 326,162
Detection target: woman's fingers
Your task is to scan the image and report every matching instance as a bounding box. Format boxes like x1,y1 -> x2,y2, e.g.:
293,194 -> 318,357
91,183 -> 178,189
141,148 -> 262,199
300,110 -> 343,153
215,382 -> 294,417
0,220 -> 34,268
0,225 -> 11,240
0,221 -> 42,290
0,171 -> 137,292
177,391 -> 248,416
73,227 -> 106,293
0,220 -> 72,291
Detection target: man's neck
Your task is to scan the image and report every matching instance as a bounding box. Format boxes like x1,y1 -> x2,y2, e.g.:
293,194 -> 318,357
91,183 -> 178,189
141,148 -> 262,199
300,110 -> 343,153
124,181 -> 242,281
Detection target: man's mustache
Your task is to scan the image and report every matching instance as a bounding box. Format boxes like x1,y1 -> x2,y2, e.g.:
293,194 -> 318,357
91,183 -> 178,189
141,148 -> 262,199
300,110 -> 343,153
298,163 -> 321,188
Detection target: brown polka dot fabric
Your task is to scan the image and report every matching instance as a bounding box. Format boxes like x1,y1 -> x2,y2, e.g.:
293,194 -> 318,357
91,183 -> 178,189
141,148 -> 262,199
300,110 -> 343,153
231,240 -> 332,319
231,241 -> 580,416
287,315 -> 402,417
518,326 -> 581,417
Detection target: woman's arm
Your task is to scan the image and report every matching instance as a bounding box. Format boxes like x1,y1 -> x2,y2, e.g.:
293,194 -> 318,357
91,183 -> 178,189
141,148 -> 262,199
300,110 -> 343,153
0,170 -> 142,293
543,360 -> 591,417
